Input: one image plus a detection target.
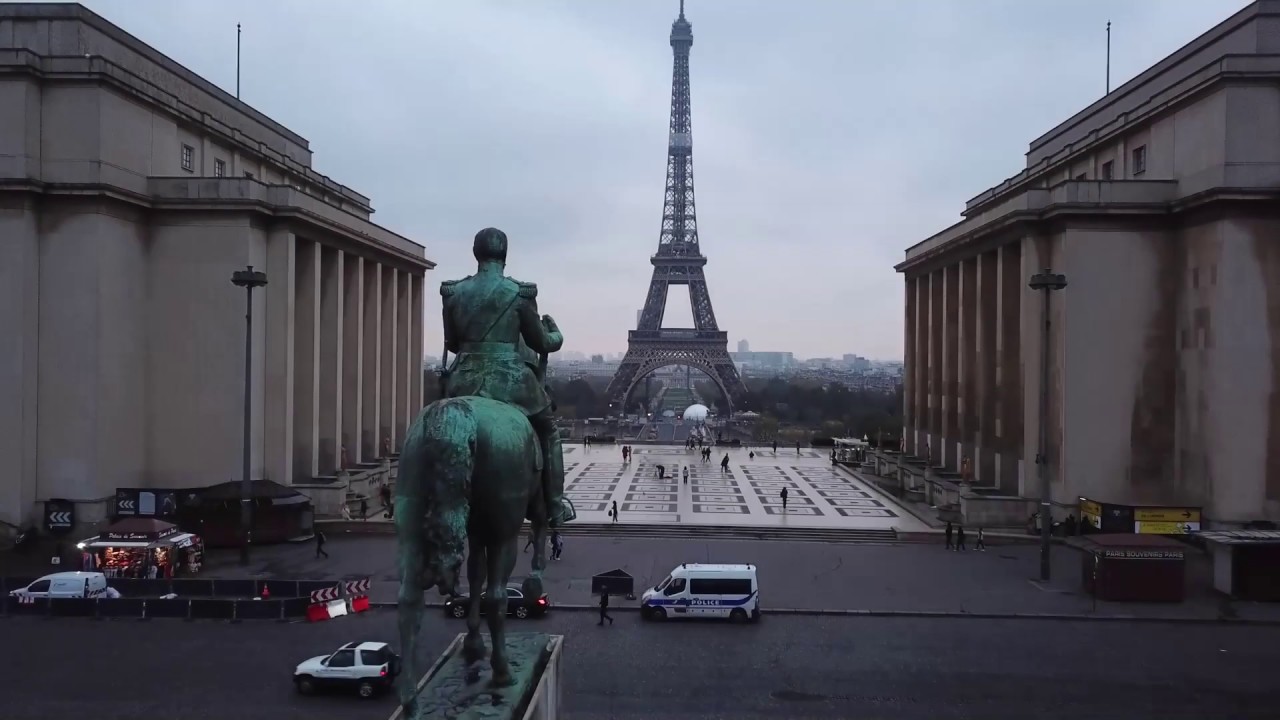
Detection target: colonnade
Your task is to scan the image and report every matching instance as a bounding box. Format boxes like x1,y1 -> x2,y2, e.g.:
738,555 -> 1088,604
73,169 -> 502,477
264,230 -> 425,484
902,242 -> 1023,493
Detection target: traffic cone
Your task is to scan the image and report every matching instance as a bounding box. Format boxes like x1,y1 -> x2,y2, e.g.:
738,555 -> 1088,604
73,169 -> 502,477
261,584 -> 270,599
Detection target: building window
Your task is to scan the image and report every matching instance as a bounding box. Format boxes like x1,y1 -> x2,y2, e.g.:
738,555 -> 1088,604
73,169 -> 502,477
214,159 -> 226,177
1101,160 -> 1114,179
180,144 -> 194,172
1131,145 -> 1147,175
1074,173 -> 1087,180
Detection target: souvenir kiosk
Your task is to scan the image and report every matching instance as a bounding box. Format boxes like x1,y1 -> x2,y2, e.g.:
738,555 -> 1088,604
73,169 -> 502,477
76,517 -> 204,578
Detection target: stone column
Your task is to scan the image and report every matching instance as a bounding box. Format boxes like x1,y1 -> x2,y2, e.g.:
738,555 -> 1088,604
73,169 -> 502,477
361,260 -> 382,461
0,196 -> 40,529
317,247 -> 343,476
342,253 -> 364,467
996,241 -> 1023,495
409,272 -> 425,420
264,229 -> 296,486
975,249 -> 999,486
929,268 -> 944,466
942,263 -> 960,470
292,238 -> 321,482
396,270 -> 412,445
915,273 -> 930,457
379,265 -> 399,458
958,257 -> 978,480
902,275 -> 917,455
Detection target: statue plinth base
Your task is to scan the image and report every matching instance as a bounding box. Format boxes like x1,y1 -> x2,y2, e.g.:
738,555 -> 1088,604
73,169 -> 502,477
391,633 -> 563,720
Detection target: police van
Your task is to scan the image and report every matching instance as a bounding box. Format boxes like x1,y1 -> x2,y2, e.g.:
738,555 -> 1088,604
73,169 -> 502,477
640,563 -> 759,623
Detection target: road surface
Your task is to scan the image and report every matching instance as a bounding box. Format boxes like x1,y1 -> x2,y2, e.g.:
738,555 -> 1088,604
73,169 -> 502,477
2,610 -> 1276,719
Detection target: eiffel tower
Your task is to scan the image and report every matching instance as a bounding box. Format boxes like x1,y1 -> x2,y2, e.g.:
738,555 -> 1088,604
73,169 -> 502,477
605,1 -> 747,414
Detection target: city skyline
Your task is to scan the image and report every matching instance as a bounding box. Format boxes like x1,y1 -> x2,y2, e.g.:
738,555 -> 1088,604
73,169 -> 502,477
58,0 -> 1249,358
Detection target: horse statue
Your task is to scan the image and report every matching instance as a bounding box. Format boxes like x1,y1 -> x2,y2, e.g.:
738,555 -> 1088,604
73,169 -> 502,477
394,394 -> 552,715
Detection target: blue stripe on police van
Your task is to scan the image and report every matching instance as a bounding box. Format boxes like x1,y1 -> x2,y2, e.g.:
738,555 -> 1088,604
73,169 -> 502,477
643,590 -> 758,608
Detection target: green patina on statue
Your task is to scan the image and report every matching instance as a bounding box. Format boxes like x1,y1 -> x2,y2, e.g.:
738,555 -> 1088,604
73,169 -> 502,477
395,228 -> 574,718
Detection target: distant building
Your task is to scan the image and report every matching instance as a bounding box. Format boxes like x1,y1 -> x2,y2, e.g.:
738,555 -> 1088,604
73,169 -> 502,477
737,339 -> 750,352
730,351 -> 794,370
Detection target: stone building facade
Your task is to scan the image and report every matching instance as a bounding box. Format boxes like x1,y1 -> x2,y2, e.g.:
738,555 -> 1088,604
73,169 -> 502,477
0,4 -> 432,532
896,0 -> 1280,527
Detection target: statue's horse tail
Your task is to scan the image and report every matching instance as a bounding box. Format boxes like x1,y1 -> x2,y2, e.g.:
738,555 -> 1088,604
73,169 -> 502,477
396,397 -> 476,715
397,397 -> 475,595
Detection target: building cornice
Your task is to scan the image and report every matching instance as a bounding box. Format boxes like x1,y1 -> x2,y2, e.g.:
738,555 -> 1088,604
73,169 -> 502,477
895,176 -> 1280,275
0,3 -> 309,147
0,178 -> 434,271
1027,0 -> 1280,161
959,57 -> 1280,219
0,50 -> 376,215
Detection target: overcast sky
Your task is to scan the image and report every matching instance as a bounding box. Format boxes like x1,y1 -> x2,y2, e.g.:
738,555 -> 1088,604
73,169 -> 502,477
74,0 -> 1248,359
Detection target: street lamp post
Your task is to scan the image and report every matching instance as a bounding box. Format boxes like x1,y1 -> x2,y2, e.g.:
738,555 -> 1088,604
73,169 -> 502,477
231,265 -> 268,565
1028,267 -> 1067,582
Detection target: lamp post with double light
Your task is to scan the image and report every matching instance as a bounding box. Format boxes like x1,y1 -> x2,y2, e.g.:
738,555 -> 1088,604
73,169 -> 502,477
1029,267 -> 1067,582
231,265 -> 268,565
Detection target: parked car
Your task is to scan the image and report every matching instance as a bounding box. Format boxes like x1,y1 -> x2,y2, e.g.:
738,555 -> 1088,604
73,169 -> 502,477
293,641 -> 400,698
444,586 -> 549,619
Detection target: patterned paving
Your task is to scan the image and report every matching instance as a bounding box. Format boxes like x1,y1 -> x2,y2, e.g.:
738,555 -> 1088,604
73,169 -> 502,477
561,444 -> 926,530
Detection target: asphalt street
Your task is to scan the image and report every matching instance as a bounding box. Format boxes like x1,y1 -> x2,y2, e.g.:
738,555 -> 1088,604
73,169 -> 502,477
3,611 -> 1277,720
200,534 -> 1280,621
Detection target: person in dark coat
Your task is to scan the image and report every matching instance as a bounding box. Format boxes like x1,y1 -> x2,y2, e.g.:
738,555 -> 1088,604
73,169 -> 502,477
598,591 -> 613,626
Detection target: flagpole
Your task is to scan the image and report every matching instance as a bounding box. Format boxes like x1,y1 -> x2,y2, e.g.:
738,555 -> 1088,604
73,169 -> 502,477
236,23 -> 242,99
1106,21 -> 1111,94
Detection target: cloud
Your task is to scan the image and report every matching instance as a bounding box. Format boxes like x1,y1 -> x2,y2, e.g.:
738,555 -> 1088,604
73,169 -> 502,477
73,0 -> 1250,359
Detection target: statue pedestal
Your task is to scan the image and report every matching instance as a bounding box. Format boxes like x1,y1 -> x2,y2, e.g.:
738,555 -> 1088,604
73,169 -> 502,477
392,633 -> 563,720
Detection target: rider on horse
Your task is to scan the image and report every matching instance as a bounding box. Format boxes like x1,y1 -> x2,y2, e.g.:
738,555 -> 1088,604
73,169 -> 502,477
439,227 -> 575,528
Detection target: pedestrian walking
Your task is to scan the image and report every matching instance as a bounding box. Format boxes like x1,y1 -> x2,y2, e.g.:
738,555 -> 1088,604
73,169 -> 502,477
551,531 -> 563,560
976,527 -> 986,551
360,497 -> 369,521
944,521 -> 954,550
315,529 -> 329,559
749,451 -> 755,460
780,487 -> 789,512
772,440 -> 777,454
610,500 -> 619,524
682,466 -> 689,485
956,525 -> 967,551
796,441 -> 802,455
524,531 -> 536,553
720,453 -> 730,473
598,591 -> 614,626
341,503 -> 352,521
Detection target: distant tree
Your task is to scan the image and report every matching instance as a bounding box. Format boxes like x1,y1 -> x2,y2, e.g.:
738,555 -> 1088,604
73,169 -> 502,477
818,420 -> 845,439
752,415 -> 780,442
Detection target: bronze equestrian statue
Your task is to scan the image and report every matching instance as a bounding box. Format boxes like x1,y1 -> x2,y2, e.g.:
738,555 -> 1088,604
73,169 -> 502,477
395,228 -> 575,715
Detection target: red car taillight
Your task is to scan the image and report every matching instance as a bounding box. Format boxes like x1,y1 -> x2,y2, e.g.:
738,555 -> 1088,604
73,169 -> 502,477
380,665 -> 388,677
538,597 -> 547,606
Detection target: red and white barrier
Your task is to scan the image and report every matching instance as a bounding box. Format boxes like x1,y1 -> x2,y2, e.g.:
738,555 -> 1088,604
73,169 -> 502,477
305,590 -> 371,622
306,598 -> 350,622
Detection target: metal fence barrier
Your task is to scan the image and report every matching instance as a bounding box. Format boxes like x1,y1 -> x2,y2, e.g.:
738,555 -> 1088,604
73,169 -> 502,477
1,576 -> 361,621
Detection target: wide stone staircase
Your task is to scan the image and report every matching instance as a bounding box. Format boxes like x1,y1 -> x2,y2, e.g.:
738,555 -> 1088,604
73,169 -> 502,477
554,522 -> 899,545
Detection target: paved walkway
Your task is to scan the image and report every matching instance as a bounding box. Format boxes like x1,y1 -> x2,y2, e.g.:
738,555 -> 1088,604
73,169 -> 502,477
566,444 -> 927,531
199,533 -> 1280,623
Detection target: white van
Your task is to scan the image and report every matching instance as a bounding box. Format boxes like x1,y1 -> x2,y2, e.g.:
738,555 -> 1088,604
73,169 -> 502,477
10,572 -> 109,599
641,563 -> 759,623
